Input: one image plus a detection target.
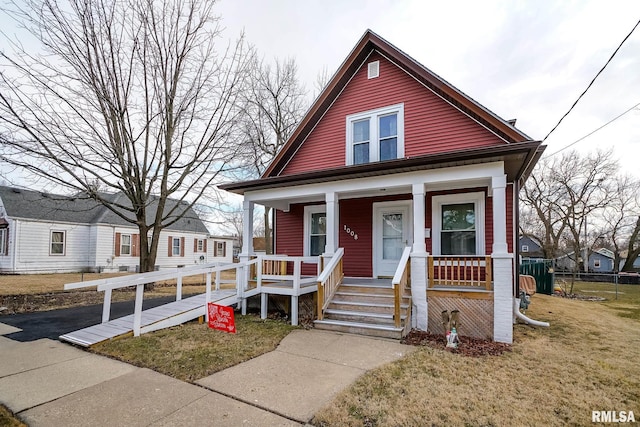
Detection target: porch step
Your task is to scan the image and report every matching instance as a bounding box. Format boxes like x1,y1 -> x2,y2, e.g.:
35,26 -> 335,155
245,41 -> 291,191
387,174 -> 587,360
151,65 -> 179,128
328,299 -> 409,314
314,319 -> 404,339
323,308 -> 406,325
334,290 -> 395,303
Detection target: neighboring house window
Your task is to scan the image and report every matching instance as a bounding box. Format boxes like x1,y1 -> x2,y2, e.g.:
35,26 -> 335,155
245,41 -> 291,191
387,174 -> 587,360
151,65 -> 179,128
115,232 -> 139,257
50,230 -> 66,255
521,245 -> 529,253
303,205 -> 326,256
214,241 -> 226,257
432,192 -> 485,256
594,259 -> 601,269
194,238 -> 207,253
346,104 -> 404,165
120,234 -> 132,255
0,228 -> 6,256
168,236 -> 184,257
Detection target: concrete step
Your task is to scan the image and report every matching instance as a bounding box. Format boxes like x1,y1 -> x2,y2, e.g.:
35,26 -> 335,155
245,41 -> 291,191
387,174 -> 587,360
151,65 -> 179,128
323,308 -> 406,325
314,319 -> 404,339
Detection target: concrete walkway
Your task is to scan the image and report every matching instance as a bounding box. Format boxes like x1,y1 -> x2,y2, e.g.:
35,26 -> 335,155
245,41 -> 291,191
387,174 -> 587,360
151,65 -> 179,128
0,322 -> 413,426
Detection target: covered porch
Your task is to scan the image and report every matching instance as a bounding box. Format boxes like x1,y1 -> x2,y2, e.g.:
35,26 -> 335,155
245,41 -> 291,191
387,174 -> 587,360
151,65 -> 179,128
227,158 -> 516,342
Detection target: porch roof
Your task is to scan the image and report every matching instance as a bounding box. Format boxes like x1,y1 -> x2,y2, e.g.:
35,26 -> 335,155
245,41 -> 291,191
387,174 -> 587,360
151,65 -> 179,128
220,140 -> 544,195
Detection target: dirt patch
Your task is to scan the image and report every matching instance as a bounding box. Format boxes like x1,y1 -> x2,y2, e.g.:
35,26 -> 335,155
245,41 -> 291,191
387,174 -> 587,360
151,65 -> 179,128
0,291 -> 109,315
401,329 -> 511,357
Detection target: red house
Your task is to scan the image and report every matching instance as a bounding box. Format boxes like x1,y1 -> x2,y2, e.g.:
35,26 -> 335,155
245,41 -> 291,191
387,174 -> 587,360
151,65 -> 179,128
221,30 -> 544,344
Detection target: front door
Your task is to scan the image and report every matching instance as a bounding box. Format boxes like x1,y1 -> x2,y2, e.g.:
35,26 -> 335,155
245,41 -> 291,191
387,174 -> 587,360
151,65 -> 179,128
373,202 -> 412,278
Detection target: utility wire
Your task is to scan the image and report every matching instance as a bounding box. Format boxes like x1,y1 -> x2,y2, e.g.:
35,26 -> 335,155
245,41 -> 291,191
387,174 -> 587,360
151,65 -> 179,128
543,17 -> 640,142
544,101 -> 640,157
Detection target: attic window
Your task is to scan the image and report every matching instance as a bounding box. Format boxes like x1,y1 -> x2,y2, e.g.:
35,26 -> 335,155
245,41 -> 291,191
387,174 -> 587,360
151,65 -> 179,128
368,61 -> 379,79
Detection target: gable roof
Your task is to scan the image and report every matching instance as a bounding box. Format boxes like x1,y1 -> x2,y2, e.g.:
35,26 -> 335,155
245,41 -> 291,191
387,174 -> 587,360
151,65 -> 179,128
263,29 -> 538,178
0,186 -> 208,233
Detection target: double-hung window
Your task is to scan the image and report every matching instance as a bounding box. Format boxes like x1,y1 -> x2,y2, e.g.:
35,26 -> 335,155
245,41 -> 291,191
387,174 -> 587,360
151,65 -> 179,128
432,193 -> 485,256
303,205 -> 326,257
50,230 -> 66,255
172,237 -> 181,256
346,104 -> 404,165
120,234 -> 132,255
0,229 -> 6,256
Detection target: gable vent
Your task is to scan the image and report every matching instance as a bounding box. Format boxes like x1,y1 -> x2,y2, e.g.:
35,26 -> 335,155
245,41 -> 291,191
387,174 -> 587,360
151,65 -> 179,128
368,60 -> 379,79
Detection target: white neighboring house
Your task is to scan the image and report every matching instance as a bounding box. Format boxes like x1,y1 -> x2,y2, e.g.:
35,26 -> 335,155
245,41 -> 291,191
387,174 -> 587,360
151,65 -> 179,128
0,186 -> 223,274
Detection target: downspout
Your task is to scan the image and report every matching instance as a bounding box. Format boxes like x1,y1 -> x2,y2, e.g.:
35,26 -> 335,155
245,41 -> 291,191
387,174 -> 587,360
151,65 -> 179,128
514,180 -> 520,298
514,299 -> 550,327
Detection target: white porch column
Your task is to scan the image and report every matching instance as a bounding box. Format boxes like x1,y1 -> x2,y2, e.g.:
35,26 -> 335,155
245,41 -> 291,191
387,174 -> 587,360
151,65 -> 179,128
491,175 -> 508,255
411,183 -> 428,331
491,174 -> 513,343
324,191 -> 339,256
239,200 -> 254,261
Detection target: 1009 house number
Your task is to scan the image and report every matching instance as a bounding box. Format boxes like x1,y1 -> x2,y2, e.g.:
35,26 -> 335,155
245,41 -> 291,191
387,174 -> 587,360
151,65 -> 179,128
343,225 -> 358,240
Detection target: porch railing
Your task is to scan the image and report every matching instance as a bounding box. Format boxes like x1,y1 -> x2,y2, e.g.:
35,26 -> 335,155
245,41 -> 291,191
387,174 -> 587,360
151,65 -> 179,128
391,247 -> 412,329
316,247 -> 345,320
256,254 -> 320,293
428,255 -> 492,290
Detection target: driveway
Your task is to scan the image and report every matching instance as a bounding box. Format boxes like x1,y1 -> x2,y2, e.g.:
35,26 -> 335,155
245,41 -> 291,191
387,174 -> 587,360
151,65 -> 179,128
0,295 -> 191,341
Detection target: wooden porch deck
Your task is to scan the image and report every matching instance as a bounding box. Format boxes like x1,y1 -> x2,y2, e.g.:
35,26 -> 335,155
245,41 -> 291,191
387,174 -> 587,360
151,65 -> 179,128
59,289 -> 237,347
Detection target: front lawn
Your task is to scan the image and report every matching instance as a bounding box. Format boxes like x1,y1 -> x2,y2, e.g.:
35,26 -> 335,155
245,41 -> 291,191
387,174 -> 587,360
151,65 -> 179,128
91,314 -> 296,382
312,292 -> 640,426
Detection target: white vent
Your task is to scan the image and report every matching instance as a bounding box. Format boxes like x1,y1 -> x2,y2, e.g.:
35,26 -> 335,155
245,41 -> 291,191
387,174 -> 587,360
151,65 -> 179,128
367,60 -> 379,79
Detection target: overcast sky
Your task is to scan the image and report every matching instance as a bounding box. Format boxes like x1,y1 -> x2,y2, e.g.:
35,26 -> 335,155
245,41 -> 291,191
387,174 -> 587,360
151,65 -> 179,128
1,0 -> 639,189
217,0 -> 640,173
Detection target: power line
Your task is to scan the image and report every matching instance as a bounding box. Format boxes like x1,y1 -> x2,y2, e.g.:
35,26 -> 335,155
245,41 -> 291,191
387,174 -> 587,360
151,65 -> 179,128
544,101 -> 640,157
543,17 -> 640,142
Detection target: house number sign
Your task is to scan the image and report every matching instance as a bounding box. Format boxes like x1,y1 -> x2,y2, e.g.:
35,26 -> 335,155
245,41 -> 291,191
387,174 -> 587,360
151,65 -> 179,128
343,224 -> 358,240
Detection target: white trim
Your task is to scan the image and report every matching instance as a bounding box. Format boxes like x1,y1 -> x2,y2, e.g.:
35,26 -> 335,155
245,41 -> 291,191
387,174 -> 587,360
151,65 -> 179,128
346,103 -> 404,165
367,60 -> 380,79
521,244 -> 529,253
303,205 -> 326,257
372,200 -> 412,277
50,229 -> 66,256
431,192 -> 485,256
246,162 -> 503,206
120,233 -> 132,256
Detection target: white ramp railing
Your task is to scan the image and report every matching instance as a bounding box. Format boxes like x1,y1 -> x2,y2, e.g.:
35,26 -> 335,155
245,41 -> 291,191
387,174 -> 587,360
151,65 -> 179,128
65,262 -> 243,337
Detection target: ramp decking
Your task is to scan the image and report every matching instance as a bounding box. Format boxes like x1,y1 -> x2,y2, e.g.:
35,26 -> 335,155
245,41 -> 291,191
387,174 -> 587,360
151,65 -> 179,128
59,290 -> 237,347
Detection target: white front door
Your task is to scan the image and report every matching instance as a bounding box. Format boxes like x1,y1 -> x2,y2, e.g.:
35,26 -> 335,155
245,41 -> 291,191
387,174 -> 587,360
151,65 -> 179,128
373,201 -> 412,278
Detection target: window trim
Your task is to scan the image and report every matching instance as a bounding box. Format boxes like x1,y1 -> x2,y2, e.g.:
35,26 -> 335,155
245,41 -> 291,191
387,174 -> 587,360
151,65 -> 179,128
594,259 -> 601,269
50,230 -> 66,256
120,233 -> 132,256
521,244 -> 529,253
0,228 -> 6,256
172,237 -> 181,257
345,103 -> 404,165
431,192 -> 485,256
303,205 -> 327,257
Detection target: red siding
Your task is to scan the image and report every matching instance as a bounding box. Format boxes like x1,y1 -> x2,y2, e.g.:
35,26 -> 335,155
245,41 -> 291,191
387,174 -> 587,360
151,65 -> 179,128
281,52 -> 505,176
275,194 -> 409,278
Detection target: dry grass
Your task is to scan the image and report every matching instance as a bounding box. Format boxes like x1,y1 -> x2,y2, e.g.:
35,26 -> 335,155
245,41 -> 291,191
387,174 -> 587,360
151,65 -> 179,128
572,281 -> 640,321
91,314 -> 296,382
0,270 -> 236,296
0,404 -> 26,427
312,293 -> 640,426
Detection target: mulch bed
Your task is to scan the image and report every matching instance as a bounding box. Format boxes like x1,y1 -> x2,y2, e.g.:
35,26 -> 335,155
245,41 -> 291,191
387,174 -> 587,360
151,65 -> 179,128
401,329 -> 512,357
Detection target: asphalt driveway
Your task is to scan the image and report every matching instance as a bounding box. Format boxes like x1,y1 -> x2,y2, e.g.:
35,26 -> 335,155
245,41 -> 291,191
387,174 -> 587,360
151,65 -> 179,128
0,295 -> 192,342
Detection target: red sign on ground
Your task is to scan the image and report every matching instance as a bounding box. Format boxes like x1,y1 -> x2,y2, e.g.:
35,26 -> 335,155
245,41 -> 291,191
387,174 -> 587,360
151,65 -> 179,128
207,303 -> 236,334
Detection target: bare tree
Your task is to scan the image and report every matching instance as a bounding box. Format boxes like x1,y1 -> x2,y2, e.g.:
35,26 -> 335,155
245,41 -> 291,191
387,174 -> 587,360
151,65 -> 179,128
237,56 -> 307,253
521,149 -> 617,293
0,0 -> 251,271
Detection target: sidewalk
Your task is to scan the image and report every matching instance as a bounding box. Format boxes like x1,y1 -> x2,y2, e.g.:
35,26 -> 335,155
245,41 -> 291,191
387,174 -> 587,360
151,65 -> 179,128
0,322 -> 413,426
